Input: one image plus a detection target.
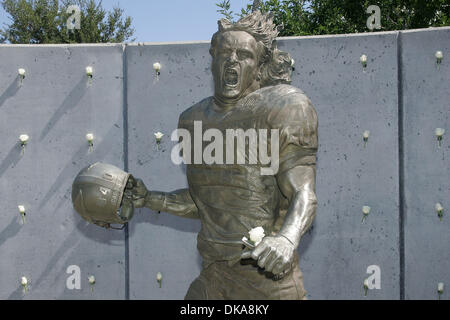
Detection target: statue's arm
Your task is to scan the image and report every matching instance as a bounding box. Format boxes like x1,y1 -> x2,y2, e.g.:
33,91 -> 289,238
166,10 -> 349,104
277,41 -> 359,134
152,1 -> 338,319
276,165 -> 317,248
241,92 -> 318,277
275,97 -> 318,248
269,93 -> 318,247
123,177 -> 199,219
240,165 -> 317,276
144,188 -> 200,219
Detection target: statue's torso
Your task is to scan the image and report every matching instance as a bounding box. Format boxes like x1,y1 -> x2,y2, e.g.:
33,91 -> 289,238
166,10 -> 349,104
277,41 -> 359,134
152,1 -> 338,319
178,84 -> 316,263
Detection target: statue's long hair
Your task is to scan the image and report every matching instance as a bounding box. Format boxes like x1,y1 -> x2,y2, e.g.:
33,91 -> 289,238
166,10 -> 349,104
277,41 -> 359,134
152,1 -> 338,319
210,10 -> 293,87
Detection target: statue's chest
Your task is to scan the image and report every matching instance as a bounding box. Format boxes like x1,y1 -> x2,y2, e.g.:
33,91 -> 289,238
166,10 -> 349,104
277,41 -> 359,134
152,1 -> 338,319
190,100 -> 269,133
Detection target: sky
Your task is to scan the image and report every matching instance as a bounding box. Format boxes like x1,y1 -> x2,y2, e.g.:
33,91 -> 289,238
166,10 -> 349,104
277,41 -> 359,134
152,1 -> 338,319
0,0 -> 253,42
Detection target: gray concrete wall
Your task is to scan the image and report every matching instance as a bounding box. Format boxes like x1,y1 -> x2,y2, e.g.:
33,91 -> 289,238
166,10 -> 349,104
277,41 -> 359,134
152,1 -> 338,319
0,44 -> 126,299
401,28 -> 450,300
0,27 -> 449,299
278,32 -> 400,299
126,42 -> 210,299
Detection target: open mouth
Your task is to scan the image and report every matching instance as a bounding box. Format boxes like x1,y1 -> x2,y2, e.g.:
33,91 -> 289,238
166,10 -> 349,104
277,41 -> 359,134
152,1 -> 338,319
223,68 -> 238,87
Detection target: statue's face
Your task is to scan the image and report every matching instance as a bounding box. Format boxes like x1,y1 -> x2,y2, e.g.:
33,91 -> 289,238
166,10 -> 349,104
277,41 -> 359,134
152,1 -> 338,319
212,31 -> 260,104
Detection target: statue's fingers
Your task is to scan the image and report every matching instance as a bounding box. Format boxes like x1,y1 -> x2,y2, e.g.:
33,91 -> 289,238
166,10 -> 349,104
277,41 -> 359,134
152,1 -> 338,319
258,249 -> 275,269
272,258 -> 289,275
128,175 -> 137,186
136,180 -> 147,194
135,178 -> 145,188
241,248 -> 253,259
124,190 -> 132,198
265,254 -> 281,273
251,244 -> 269,261
132,193 -> 145,200
120,199 -> 134,221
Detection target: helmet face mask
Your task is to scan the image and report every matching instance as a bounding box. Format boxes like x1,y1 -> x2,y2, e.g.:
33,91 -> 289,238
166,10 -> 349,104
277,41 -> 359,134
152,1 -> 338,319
72,162 -> 133,229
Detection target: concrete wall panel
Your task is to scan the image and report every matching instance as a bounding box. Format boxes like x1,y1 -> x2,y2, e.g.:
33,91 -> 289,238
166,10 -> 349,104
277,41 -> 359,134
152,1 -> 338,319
402,28 -> 450,300
126,42 -> 212,299
278,32 -> 400,299
0,44 -> 126,299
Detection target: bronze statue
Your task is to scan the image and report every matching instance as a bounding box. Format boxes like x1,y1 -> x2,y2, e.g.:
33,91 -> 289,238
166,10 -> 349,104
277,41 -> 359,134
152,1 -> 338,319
126,9 -> 317,299
73,8 -> 318,300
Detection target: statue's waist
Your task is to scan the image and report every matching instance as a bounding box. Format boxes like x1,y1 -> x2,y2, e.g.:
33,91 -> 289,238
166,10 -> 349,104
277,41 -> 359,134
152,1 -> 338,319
187,168 -> 281,216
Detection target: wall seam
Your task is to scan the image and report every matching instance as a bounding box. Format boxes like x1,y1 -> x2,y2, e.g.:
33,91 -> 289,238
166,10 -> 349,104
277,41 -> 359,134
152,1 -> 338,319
122,43 -> 130,300
396,31 -> 405,300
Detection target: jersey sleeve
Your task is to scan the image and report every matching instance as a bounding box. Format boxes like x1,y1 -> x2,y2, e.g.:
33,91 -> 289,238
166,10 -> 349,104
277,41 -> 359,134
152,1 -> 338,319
267,92 -> 318,175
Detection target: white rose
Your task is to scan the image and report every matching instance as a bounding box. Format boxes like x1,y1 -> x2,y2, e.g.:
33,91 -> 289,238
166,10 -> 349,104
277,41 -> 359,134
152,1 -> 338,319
363,130 -> 370,139
86,133 -> 94,142
248,226 -> 265,246
21,276 -> 28,286
18,205 -> 26,214
362,206 -> 371,215
438,282 -> 444,293
360,54 -> 367,64
18,68 -> 26,76
88,275 -> 95,284
435,203 -> 443,212
435,128 -> 445,137
156,272 -> 163,288
86,66 -> 93,76
154,132 -> 164,141
435,51 -> 443,60
19,134 -> 29,143
153,62 -> 161,72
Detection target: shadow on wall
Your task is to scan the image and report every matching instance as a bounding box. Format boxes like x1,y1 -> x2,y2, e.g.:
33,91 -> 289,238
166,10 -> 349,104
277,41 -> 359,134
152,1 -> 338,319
74,209 -> 126,244
38,124 -> 126,242
128,205 -> 202,269
0,77 -> 21,109
7,218 -> 125,301
6,220 -> 85,300
7,286 -> 25,300
0,216 -> 22,248
128,207 -> 201,235
39,77 -> 88,141
38,124 -> 120,210
31,220 -> 85,289
0,143 -> 23,179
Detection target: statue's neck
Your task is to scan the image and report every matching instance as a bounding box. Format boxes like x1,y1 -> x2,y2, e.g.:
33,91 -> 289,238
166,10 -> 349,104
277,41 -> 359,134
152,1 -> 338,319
213,82 -> 260,111
213,95 -> 239,111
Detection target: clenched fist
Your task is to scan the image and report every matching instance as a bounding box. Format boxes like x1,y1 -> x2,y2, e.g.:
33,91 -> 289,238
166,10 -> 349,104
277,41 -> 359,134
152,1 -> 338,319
120,176 -> 149,221
241,235 -> 295,278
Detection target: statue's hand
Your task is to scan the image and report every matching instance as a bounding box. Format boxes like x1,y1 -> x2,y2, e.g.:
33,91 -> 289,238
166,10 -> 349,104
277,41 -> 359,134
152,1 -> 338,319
241,235 -> 295,277
123,176 -> 148,209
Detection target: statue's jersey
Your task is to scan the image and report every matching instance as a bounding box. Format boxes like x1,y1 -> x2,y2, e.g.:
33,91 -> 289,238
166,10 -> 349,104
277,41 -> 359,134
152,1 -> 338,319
178,84 -> 318,265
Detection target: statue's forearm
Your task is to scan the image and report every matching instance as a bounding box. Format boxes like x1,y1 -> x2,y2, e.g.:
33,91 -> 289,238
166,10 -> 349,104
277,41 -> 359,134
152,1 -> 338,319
278,188 -> 317,248
144,189 -> 200,219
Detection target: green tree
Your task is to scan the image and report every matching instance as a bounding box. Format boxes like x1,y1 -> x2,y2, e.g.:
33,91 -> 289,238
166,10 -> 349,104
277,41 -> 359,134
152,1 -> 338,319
216,0 -> 450,36
0,0 -> 135,44
216,0 -> 235,21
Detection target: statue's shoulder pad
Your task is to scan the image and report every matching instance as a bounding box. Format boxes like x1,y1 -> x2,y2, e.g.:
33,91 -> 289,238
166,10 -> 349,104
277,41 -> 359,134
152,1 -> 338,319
260,85 -> 316,121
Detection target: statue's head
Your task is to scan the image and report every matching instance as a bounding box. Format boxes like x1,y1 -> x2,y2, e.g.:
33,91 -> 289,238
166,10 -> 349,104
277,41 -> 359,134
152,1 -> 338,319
210,10 -> 293,106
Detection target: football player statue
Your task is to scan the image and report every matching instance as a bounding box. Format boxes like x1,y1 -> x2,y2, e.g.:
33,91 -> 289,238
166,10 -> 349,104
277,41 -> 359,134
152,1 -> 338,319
73,8 -> 318,300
